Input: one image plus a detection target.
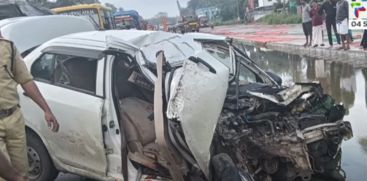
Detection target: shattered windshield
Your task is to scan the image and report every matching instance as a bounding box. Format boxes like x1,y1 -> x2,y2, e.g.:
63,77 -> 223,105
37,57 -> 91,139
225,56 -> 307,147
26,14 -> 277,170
236,55 -> 262,84
0,2 -> 51,20
0,5 -> 24,20
203,42 -> 276,85
202,42 -> 231,67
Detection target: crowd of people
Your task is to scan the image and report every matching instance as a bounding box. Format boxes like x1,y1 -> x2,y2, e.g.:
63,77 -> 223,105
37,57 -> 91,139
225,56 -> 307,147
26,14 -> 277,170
301,0 -> 367,50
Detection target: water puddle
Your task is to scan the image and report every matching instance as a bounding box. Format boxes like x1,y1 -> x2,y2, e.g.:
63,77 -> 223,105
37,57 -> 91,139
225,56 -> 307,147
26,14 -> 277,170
244,46 -> 367,181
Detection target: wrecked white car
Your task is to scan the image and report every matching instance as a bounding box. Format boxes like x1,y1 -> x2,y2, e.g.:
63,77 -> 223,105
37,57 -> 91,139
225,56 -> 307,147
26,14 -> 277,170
19,30 -> 352,181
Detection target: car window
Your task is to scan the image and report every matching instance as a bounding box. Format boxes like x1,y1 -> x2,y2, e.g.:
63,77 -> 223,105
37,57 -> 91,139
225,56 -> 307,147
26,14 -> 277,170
31,54 -> 55,82
236,55 -> 260,84
31,53 -> 98,94
238,63 -> 257,84
202,43 -> 231,68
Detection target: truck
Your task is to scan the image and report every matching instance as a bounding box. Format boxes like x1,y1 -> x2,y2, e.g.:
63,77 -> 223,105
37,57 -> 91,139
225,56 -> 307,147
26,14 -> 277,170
176,0 -> 200,33
113,10 -> 142,30
184,15 -> 200,32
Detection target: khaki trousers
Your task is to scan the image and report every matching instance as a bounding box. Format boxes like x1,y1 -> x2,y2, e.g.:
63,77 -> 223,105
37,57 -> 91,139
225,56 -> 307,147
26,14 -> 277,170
0,108 -> 28,180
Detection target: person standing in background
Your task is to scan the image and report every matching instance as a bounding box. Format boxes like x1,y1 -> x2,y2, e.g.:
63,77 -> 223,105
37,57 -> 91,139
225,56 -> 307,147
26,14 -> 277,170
320,0 -> 341,47
336,0 -> 350,50
348,30 -> 354,42
301,0 -> 313,47
311,1 -> 324,47
361,30 -> 367,50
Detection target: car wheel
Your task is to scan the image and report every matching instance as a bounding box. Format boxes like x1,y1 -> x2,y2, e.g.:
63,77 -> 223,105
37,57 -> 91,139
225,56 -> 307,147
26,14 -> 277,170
27,131 -> 59,181
211,153 -> 253,181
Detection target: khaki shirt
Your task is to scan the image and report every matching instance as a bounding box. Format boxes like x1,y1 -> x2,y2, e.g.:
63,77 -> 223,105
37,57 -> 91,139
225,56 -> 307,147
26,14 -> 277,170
0,39 -> 33,110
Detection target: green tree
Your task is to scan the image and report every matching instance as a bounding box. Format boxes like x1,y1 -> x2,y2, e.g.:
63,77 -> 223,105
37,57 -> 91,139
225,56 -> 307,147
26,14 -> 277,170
55,0 -> 75,7
105,3 -> 117,13
185,0 -> 248,22
187,0 -> 207,11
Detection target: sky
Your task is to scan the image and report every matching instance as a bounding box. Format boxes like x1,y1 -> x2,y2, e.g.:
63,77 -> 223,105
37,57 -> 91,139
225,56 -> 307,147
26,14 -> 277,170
99,0 -> 190,19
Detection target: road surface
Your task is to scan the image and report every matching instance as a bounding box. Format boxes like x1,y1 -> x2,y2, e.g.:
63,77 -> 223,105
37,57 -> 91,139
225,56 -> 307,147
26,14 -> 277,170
56,173 -> 85,181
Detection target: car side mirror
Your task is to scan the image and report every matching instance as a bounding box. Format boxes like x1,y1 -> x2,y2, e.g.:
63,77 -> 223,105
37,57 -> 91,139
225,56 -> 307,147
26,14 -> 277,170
266,71 -> 282,86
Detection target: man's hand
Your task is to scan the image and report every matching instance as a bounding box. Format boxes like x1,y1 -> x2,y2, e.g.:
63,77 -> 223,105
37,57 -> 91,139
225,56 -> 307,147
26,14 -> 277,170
13,176 -> 26,181
22,81 -> 60,132
0,151 -> 26,181
45,111 -> 59,132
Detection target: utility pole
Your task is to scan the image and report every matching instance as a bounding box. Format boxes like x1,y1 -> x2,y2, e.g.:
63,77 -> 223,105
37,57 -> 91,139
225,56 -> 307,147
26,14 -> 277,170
237,0 -> 241,21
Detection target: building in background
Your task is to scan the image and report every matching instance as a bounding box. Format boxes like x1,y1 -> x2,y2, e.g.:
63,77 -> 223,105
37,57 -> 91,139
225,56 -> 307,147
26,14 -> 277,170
195,7 -> 219,20
256,0 -> 275,8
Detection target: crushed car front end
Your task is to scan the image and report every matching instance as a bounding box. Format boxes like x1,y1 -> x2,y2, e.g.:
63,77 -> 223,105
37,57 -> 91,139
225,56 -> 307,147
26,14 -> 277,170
203,40 -> 353,181
126,32 -> 353,181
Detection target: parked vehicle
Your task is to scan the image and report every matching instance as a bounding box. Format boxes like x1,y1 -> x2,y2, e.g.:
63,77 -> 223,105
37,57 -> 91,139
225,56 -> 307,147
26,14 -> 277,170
52,4 -> 115,30
0,15 -> 97,56
199,16 -> 209,28
20,30 -> 352,181
113,10 -> 142,30
183,15 -> 200,32
0,0 -> 52,20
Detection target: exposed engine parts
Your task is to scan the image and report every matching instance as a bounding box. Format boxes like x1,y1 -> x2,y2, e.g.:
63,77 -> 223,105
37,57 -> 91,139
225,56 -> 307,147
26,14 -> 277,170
214,82 -> 353,181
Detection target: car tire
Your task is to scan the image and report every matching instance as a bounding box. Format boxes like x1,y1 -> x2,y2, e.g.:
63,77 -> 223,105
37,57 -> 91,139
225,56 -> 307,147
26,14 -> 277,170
211,153 -> 253,181
27,131 -> 59,181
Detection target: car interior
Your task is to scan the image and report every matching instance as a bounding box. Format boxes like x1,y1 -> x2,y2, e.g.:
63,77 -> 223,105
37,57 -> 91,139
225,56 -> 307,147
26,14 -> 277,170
31,53 -> 98,94
112,53 -> 160,171
54,57 -> 97,93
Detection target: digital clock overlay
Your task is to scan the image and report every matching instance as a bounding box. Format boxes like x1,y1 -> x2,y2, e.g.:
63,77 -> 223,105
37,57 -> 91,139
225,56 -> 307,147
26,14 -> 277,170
349,0 -> 367,29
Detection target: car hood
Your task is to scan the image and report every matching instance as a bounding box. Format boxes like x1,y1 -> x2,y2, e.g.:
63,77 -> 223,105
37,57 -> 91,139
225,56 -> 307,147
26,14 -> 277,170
227,82 -> 317,106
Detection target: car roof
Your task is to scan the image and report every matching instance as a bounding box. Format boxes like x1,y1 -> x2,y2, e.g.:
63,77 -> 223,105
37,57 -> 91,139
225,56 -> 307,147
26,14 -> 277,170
44,30 -> 226,50
36,30 -> 227,66
43,30 -> 174,50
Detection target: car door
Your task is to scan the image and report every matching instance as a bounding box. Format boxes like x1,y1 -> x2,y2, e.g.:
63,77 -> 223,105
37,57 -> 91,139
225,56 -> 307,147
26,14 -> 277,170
164,51 -> 230,177
19,50 -> 108,176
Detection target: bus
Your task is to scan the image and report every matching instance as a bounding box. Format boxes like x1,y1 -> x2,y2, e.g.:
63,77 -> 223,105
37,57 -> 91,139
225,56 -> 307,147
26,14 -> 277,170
52,4 -> 115,30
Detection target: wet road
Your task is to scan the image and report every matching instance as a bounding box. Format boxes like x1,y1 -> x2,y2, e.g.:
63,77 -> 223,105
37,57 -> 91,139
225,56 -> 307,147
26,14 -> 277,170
244,46 -> 367,181
56,173 -> 84,181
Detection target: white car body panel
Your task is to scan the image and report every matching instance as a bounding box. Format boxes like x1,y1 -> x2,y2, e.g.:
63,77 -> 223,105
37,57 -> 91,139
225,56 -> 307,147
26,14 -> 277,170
21,32 -> 141,180
20,30 -> 230,180
0,15 -> 96,53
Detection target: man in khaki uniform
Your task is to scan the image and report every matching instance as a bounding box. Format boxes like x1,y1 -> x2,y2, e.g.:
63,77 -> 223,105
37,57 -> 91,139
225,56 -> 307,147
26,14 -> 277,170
0,150 -> 25,181
0,36 -> 59,180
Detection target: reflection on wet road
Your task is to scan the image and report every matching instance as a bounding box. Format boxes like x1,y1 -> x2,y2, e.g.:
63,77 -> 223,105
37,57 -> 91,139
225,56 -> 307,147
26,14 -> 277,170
244,46 -> 367,181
